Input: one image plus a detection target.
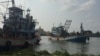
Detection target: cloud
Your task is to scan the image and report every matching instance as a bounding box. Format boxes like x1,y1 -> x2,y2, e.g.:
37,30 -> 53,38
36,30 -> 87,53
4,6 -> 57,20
58,0 -> 79,11
40,0 -> 78,11
75,0 -> 95,12
40,0 -> 95,12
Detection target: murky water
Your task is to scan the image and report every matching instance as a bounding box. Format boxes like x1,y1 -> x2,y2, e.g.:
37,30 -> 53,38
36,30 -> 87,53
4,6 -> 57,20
34,36 -> 100,55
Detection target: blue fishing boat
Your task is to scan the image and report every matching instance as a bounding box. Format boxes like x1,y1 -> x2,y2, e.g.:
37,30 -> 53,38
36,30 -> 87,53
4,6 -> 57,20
49,20 -> 89,43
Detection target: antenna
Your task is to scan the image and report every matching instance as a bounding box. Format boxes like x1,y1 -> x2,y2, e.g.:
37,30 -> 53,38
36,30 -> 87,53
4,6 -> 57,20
53,23 -> 55,27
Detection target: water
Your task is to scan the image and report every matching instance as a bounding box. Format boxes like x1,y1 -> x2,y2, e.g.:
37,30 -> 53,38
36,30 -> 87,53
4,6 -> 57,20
34,36 -> 100,55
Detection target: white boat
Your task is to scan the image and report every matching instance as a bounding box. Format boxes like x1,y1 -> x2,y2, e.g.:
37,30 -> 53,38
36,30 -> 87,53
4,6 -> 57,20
49,36 -> 89,43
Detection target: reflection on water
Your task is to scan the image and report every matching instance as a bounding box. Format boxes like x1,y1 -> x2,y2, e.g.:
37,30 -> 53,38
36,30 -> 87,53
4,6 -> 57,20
34,36 -> 100,55
77,43 -> 89,54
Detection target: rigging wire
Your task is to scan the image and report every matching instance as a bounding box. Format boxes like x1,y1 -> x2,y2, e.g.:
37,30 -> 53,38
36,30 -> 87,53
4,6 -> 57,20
5,0 -> 9,15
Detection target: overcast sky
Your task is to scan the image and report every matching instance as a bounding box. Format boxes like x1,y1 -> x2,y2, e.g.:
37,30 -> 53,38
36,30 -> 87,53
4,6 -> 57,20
0,0 -> 100,33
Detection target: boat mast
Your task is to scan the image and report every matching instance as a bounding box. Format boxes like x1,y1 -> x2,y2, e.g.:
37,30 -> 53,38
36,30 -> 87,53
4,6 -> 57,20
80,23 -> 84,35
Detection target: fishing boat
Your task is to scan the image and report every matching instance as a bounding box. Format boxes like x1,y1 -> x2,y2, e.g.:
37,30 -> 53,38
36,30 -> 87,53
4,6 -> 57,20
49,20 -> 89,43
0,0 -> 41,47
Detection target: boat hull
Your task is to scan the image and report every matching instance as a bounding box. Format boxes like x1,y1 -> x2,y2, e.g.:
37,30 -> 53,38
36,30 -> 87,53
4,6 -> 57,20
67,36 -> 89,43
49,36 -> 89,43
0,37 -> 41,47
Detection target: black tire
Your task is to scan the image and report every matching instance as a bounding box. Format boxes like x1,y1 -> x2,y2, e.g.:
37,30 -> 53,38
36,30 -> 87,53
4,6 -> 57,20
24,42 -> 29,48
5,41 -> 12,50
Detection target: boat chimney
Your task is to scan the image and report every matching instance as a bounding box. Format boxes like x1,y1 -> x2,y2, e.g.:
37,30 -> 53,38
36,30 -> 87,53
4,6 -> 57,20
12,0 -> 15,7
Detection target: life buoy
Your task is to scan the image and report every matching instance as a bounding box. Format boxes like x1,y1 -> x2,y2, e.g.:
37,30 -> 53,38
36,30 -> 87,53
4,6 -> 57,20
5,41 -> 12,50
6,41 -> 12,46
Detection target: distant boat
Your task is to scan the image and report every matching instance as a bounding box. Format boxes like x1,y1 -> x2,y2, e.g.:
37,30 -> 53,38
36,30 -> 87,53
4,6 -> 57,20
0,0 -> 41,47
49,20 -> 89,43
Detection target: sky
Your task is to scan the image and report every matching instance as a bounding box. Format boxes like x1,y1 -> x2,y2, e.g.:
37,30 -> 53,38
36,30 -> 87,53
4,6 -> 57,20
0,0 -> 100,33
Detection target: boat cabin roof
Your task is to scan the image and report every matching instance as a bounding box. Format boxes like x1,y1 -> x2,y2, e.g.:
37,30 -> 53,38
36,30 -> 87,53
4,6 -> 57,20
9,7 -> 23,11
